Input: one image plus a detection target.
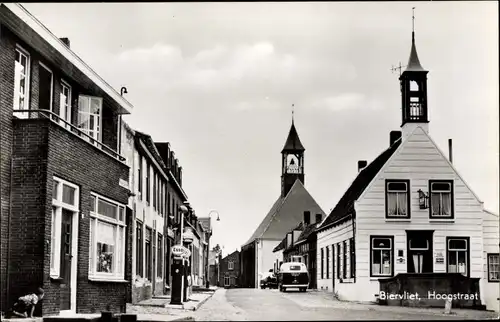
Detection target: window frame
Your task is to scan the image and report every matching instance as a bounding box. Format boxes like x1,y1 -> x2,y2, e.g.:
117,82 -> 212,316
350,237 -> 355,278
145,227 -> 152,281
136,220 -> 143,277
320,248 -> 324,279
343,240 -> 348,279
88,193 -> 126,281
138,154 -> 143,199
146,162 -> 150,204
77,95 -> 103,144
429,180 -> 454,219
370,235 -> 394,278
228,261 -> 234,271
59,79 -> 72,128
14,45 -> 31,115
446,237 -> 470,277
385,179 -> 411,219
38,61 -> 54,113
51,177 -> 80,278
157,233 -> 163,279
326,246 -> 329,279
224,276 -> 230,287
336,243 -> 341,279
487,253 -> 499,283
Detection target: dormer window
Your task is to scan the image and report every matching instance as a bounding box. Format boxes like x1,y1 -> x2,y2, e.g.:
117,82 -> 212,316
429,180 -> 454,218
385,180 -> 410,219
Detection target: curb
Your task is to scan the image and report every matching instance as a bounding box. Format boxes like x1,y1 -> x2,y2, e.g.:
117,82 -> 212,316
191,289 -> 217,311
166,316 -> 195,322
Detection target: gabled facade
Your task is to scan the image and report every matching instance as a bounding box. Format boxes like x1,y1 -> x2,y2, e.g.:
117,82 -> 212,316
1,3 -> 134,315
220,251 -> 241,288
316,26 -> 499,312
240,119 -> 326,288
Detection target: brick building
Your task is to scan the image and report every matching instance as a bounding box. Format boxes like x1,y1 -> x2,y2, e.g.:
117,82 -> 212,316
1,3 -> 134,316
219,251 -> 240,288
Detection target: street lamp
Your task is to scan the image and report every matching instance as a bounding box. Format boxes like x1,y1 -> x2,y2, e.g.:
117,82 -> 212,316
204,210 -> 220,288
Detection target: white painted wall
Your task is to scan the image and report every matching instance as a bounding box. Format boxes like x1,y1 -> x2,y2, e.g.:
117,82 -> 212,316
352,127 -> 486,303
255,239 -> 281,288
482,210 -> 499,312
316,219 -> 353,294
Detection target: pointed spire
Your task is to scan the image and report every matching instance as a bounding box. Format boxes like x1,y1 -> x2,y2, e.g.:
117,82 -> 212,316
282,117 -> 305,153
405,7 -> 426,72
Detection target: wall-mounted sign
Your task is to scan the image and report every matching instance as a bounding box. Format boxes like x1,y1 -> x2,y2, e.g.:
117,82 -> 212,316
119,178 -> 129,189
183,227 -> 194,244
167,228 -> 175,239
434,251 -> 444,264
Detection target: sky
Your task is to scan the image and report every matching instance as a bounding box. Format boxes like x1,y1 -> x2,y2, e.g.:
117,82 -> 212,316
22,2 -> 498,257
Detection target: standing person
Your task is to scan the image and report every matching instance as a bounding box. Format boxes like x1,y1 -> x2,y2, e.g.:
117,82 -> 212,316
9,287 -> 45,318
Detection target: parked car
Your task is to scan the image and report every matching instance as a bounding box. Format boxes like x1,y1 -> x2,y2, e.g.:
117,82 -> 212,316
260,272 -> 278,289
278,262 -> 309,292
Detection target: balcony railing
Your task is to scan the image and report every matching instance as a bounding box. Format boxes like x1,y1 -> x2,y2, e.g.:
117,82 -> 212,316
12,109 -> 125,162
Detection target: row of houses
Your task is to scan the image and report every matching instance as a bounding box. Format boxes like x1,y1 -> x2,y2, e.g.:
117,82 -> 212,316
242,27 -> 500,312
0,3 -> 214,317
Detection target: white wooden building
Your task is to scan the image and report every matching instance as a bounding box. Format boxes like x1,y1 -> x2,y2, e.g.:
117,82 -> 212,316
316,30 -> 499,311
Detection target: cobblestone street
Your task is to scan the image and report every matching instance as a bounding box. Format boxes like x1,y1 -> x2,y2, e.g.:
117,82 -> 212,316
193,289 -> 499,321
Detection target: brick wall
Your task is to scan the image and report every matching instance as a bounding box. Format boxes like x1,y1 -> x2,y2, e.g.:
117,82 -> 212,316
219,251 -> 241,287
0,24 -> 16,313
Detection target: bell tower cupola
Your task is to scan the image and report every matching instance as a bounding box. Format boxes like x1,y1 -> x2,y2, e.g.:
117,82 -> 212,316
400,8 -> 429,139
281,109 -> 305,197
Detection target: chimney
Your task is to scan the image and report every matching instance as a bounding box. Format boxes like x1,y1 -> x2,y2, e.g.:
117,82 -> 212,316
448,139 -> 453,164
59,37 -> 70,48
315,213 -> 322,224
357,160 -> 367,172
303,211 -> 310,226
390,131 -> 402,146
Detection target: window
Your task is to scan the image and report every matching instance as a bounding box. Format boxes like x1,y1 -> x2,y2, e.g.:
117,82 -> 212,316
89,193 -> 126,281
370,236 -> 394,277
446,237 -> 469,276
136,221 -> 143,277
343,241 -> 348,279
326,246 -> 329,279
228,261 -> 234,270
146,162 -> 150,204
153,172 -> 157,210
156,234 -> 162,278
38,62 -> 53,112
51,177 -> 79,277
350,238 -> 355,278
385,180 -> 410,218
336,244 -> 341,279
430,181 -> 454,218
60,80 -> 72,128
159,181 -> 163,215
224,276 -> 230,287
13,46 -> 30,114
78,95 -> 102,144
145,227 -> 152,280
488,254 -> 499,282
138,155 -> 143,199
320,248 -> 324,279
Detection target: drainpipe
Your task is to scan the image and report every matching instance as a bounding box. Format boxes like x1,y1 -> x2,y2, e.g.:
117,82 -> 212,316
6,158 -> 16,308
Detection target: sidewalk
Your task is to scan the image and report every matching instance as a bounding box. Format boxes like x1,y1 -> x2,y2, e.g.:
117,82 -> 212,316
126,287 -> 217,318
308,290 -> 499,320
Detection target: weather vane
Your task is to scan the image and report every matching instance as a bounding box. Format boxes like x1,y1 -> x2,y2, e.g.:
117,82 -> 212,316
390,62 -> 406,77
412,7 -> 415,33
292,104 -> 295,122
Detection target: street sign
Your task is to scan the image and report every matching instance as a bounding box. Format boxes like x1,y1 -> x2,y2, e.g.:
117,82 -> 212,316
172,245 -> 190,258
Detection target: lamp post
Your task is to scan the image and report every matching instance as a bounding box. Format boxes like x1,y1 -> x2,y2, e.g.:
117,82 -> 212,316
204,210 -> 220,288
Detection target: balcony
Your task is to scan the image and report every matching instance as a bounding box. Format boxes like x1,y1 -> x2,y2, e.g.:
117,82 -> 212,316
13,109 -> 125,162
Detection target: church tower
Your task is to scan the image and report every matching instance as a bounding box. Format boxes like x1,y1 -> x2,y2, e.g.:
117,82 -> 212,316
399,11 -> 429,139
281,116 -> 305,197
